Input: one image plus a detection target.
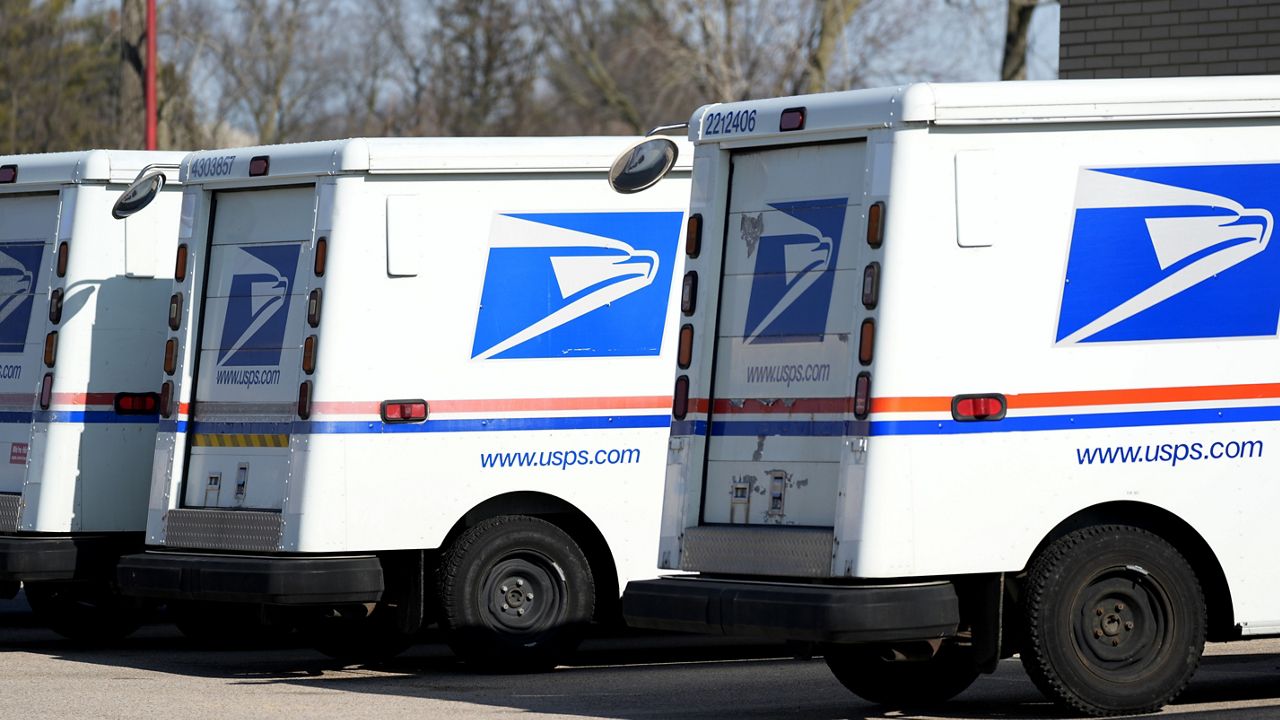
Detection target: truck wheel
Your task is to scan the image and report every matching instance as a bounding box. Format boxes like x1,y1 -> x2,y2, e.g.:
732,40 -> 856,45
23,581 -> 144,642
824,642 -> 980,707
1020,524 -> 1205,716
306,603 -> 414,665
438,515 -> 594,672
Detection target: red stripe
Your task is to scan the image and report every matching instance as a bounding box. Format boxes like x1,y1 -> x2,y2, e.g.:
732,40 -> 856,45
311,396 -> 673,415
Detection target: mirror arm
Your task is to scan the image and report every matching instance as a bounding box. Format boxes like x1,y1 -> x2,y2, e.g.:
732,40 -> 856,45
645,123 -> 689,137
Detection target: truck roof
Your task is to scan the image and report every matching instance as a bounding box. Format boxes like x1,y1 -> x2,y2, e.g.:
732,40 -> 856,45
180,136 -> 695,184
691,75 -> 1280,142
0,149 -> 188,187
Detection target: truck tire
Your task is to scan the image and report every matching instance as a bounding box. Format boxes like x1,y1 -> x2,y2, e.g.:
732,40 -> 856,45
1020,524 -> 1205,716
824,642 -> 980,707
438,515 -> 594,672
23,581 -> 144,642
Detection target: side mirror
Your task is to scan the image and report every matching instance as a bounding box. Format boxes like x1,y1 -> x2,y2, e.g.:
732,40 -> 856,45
608,137 -> 680,194
112,167 -> 170,219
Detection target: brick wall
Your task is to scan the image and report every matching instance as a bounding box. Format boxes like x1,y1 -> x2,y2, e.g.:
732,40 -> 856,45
1059,0 -> 1280,78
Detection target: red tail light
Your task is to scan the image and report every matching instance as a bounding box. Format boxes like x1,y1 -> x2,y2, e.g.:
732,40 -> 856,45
297,381 -> 312,419
858,320 -> 874,366
854,373 -> 871,419
0,165 -> 16,184
39,373 -> 53,409
867,202 -> 885,249
952,394 -> 1007,422
302,335 -> 317,374
313,236 -> 327,277
673,376 -> 689,420
115,392 -> 159,415
685,214 -> 702,258
159,381 -> 173,418
381,399 -> 428,423
779,107 -> 806,132
248,155 -> 270,177
163,338 -> 178,375
174,244 -> 188,281
56,242 -> 69,277
677,324 -> 694,369
43,332 -> 57,367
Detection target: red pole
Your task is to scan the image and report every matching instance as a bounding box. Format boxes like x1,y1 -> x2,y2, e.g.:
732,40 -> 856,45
145,0 -> 157,150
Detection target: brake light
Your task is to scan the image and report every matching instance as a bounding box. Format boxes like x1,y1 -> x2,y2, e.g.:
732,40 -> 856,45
313,236 -> 327,276
114,392 -> 159,415
854,373 -> 871,419
681,272 -> 697,315
39,374 -> 52,409
49,288 -> 63,324
381,399 -> 428,423
673,376 -> 689,420
159,381 -> 173,418
174,244 -> 188,281
297,381 -> 312,419
163,338 -> 177,375
248,155 -> 270,176
685,214 -> 702,258
56,242 -> 69,277
677,324 -> 694,369
861,262 -> 880,310
302,335 -> 317,374
952,394 -> 1007,421
779,107 -> 806,132
43,332 -> 57,367
867,201 -> 885,249
168,293 -> 183,330
307,288 -> 322,327
0,165 -> 15,184
858,320 -> 874,366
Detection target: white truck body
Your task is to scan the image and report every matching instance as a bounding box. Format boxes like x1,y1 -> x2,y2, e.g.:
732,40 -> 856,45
621,76 -> 1280,715
119,137 -> 692,665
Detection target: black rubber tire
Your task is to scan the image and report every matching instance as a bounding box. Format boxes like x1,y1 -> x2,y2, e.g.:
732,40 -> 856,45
306,603 -> 414,665
23,581 -> 144,643
438,515 -> 594,672
1020,524 -> 1206,716
825,642 -> 980,707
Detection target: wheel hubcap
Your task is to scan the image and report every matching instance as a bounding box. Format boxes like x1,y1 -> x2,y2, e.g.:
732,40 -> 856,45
1073,569 -> 1170,677
481,552 -> 566,636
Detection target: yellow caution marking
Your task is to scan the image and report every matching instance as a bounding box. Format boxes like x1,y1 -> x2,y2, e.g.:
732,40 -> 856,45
191,434 -> 289,448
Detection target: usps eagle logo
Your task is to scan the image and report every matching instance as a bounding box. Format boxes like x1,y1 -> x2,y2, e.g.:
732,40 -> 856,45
471,211 -> 682,359
217,244 -> 300,366
1056,164 -> 1280,344
742,198 -> 847,344
0,243 -> 43,353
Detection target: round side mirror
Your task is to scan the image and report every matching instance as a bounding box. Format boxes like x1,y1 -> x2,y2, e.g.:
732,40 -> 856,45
112,169 -> 168,219
608,137 -> 679,194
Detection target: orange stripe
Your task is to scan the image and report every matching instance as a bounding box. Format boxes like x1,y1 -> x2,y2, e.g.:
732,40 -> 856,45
872,382 -> 1280,415
311,396 -> 673,415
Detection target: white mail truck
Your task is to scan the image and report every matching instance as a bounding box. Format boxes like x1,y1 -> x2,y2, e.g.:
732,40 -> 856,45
613,75 -> 1280,716
0,150 -> 185,640
114,137 -> 692,666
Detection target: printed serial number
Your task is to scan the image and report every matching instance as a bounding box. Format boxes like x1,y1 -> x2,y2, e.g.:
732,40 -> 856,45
704,109 -> 757,136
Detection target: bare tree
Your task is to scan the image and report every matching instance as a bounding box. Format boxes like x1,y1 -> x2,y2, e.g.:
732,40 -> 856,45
1002,0 -> 1039,80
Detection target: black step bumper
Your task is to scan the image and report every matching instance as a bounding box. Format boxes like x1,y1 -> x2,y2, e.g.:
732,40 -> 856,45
117,551 -> 384,605
623,577 -> 960,644
0,533 -> 142,582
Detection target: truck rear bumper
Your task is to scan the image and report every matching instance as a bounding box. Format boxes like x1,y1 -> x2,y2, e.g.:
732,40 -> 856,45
117,551 -> 384,605
0,533 -> 142,582
623,576 -> 960,644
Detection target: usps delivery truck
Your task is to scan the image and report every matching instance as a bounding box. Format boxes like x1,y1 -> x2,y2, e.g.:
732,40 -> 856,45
114,137 -> 692,666
611,75 -> 1280,716
0,150 -> 185,640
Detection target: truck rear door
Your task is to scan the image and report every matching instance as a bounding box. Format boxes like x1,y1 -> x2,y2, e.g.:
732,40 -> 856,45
0,193 -> 55,507
701,142 -> 868,530
182,186 -> 314,511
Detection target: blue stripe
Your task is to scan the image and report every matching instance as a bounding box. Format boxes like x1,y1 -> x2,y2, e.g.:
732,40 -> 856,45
680,404 -> 1280,438
0,411 -> 157,425
180,414 -> 671,436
